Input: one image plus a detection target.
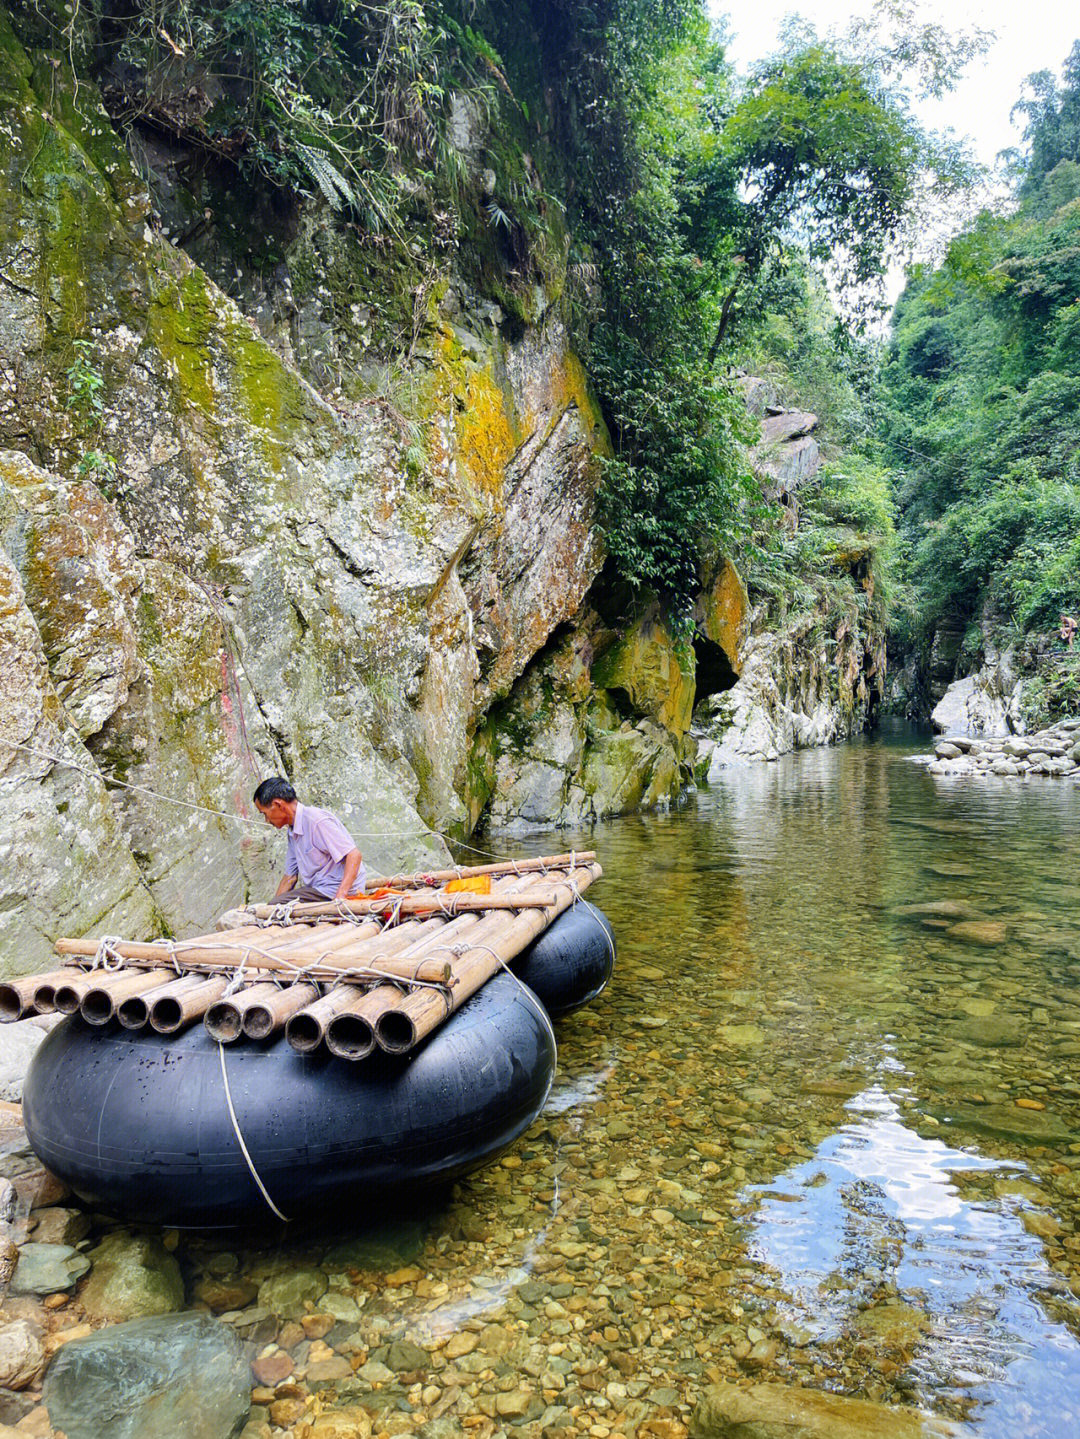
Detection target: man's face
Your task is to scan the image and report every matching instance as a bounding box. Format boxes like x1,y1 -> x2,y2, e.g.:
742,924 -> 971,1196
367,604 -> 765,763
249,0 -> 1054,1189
257,799 -> 292,829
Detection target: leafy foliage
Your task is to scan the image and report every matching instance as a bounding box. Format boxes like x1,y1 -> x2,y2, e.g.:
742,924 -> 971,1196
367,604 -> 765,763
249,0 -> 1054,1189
880,40 -> 1080,646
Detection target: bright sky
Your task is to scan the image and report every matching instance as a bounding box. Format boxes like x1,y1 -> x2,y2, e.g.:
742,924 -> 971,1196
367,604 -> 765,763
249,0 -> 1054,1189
714,0 -> 1074,169
711,1 -> 1076,298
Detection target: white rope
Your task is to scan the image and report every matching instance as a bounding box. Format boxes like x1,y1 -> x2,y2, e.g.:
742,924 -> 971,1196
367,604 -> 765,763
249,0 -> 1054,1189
217,1042 -> 289,1223
576,899 -> 617,966
92,936 -> 126,971
470,943 -> 559,1062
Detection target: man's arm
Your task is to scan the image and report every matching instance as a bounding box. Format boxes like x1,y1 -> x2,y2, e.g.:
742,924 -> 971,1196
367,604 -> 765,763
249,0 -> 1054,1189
334,848 -> 364,900
274,873 -> 298,899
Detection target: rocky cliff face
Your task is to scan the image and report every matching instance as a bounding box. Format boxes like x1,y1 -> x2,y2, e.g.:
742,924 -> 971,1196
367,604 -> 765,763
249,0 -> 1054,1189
694,381 -> 885,770
0,13 -> 887,973
0,12 -> 613,972
888,604 -> 1049,738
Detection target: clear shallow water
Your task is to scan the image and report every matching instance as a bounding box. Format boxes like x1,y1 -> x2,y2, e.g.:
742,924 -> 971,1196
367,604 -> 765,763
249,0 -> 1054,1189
33,725 -> 1080,1437
464,723 -> 1080,1434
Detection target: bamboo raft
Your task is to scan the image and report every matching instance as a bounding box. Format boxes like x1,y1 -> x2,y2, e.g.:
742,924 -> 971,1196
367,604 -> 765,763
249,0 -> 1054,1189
4,854 -> 600,1062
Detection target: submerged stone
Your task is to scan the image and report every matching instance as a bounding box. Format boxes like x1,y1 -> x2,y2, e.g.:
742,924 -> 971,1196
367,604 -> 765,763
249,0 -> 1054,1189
0,1320 -> 44,1390
44,1312 -> 250,1439
10,1242 -> 90,1295
258,1265 -> 328,1316
79,1231 -> 185,1321
690,1381 -> 959,1438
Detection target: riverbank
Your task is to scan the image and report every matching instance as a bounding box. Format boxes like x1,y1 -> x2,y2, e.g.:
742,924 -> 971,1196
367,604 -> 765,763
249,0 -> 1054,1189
918,718 -> 1080,777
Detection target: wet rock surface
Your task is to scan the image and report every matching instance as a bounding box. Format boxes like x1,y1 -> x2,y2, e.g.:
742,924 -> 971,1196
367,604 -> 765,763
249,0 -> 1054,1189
10,1245 -> 90,1297
690,1382 -> 957,1438
78,1232 -> 184,1322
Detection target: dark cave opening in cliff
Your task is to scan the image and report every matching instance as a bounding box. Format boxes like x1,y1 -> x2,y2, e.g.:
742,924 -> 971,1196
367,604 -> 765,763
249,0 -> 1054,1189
693,637 -> 738,701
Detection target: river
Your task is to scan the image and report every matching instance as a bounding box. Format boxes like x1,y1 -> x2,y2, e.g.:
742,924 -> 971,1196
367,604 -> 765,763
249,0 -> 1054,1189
41,724 -> 1080,1437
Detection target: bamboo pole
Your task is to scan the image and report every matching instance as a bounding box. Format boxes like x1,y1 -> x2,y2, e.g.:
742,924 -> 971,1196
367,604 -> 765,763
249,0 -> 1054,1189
363,864 -> 593,1052
81,969 -> 177,1026
151,975 -> 229,1034
239,891 -> 561,923
281,881 -> 529,1055
0,969 -> 84,1022
242,983 -> 320,1040
52,937 -> 452,986
365,852 -> 597,889
118,972 -> 202,1030
54,969 -> 126,1015
376,864 -> 600,1053
286,985 -> 368,1054
325,985 -> 402,1061
205,984 -> 281,1044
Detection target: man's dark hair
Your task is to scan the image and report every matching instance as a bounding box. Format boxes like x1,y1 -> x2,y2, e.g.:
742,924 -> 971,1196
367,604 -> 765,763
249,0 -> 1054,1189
253,777 -> 297,807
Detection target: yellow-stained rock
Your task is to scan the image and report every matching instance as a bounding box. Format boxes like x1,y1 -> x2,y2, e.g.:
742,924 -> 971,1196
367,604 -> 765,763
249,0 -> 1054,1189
697,558 -> 748,676
592,611 -> 695,737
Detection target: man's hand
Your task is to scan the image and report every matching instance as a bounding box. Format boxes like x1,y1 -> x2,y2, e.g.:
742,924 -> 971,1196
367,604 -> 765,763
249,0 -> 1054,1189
274,874 -> 297,899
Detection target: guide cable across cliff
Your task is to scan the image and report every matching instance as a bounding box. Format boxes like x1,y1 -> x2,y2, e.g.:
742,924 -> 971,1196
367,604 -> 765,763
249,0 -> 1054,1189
0,735 -> 506,858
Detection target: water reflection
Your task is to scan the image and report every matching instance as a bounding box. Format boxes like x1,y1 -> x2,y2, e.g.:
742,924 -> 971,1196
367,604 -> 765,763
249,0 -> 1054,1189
745,1081 -> 1080,1434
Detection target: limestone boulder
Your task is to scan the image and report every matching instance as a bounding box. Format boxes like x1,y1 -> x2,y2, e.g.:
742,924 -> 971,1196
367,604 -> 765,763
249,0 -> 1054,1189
750,409 -> 822,500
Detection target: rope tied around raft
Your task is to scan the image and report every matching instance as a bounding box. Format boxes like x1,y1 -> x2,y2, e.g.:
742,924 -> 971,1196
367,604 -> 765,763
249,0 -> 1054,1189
92,936 -> 128,972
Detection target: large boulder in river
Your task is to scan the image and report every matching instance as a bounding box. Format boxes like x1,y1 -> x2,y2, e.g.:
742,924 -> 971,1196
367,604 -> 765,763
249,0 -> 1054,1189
44,1312 -> 250,1439
931,676 -> 1012,737
690,1381 -> 959,1438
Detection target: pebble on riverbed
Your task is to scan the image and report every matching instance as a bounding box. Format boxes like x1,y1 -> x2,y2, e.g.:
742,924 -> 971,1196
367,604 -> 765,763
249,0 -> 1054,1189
922,717 -> 1080,777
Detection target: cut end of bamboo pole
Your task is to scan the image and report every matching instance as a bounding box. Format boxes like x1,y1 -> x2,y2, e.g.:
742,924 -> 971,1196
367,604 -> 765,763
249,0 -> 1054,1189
325,1013 -> 375,1061
54,983 -> 87,1016
150,995 -> 186,1033
285,1011 -> 324,1053
117,995 -> 151,1029
0,986 -> 27,1023
376,1010 -> 416,1054
205,1000 -> 243,1044
31,984 -> 58,1015
242,1004 -> 274,1040
81,988 -> 118,1026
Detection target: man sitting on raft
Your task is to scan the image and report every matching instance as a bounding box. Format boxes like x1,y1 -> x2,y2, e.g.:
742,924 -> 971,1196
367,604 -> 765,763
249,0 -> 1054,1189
253,777 -> 366,904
